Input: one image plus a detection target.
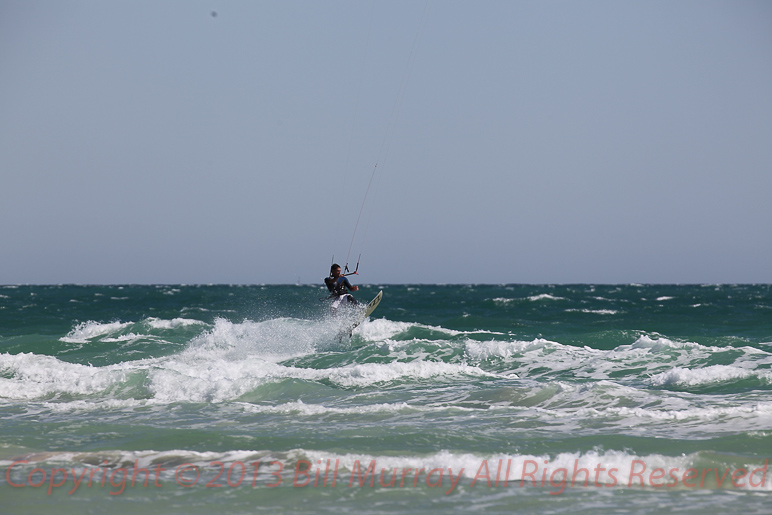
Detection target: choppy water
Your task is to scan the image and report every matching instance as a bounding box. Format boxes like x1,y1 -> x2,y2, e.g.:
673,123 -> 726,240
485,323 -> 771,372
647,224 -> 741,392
1,284 -> 771,513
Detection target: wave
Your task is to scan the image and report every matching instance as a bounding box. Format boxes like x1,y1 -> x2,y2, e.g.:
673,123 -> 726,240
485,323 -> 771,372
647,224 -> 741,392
145,317 -> 207,330
59,318 -> 208,344
648,365 -> 772,387
464,339 -> 557,361
0,352 -> 144,400
4,316 -> 770,407
491,294 -> 566,304
565,308 -> 619,315
147,357 -> 492,403
4,448 -> 769,492
235,400 -> 417,416
1,317 -> 494,404
585,401 -> 772,423
463,334 -> 771,380
356,318 -> 504,344
528,294 -> 566,301
0,352 -> 489,404
60,321 -> 134,343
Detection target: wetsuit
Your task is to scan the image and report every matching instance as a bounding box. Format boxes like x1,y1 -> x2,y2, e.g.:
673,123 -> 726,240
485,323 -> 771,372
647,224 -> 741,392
324,276 -> 358,308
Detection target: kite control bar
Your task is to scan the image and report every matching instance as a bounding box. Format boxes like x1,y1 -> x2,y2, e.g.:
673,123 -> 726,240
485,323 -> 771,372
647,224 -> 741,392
343,255 -> 361,277
330,254 -> 361,277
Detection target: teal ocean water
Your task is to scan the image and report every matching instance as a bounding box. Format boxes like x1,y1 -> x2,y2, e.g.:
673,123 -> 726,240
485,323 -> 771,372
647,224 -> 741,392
1,284 -> 771,514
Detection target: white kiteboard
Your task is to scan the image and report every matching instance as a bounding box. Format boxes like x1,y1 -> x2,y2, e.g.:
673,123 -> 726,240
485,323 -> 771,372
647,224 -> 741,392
335,290 -> 382,340
350,290 -> 382,331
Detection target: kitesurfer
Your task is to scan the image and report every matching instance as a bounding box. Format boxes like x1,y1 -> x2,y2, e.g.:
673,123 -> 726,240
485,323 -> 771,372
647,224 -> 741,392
325,263 -> 358,311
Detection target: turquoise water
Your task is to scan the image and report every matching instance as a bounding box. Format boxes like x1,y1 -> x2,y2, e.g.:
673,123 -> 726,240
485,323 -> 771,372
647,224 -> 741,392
1,284 -> 771,513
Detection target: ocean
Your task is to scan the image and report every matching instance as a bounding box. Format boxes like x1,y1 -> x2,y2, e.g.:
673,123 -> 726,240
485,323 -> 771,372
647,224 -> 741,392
1,284 -> 770,514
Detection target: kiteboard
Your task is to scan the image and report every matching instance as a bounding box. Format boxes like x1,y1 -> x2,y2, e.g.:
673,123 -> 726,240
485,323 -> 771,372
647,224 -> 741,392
335,290 -> 382,340
350,290 -> 382,331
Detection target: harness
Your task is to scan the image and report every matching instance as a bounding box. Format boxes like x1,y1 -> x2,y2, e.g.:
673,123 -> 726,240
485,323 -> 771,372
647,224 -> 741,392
325,276 -> 349,297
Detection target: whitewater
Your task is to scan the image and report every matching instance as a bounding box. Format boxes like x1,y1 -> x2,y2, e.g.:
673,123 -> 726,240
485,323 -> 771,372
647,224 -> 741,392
1,284 -> 770,513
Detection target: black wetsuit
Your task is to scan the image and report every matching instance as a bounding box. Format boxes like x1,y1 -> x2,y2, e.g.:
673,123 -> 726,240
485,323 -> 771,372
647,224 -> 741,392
324,276 -> 358,306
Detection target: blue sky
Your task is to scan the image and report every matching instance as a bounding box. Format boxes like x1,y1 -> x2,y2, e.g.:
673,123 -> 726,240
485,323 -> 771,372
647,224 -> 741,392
1,0 -> 770,284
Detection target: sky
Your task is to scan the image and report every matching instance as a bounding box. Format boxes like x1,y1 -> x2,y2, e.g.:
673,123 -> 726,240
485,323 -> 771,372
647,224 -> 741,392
1,0 -> 771,285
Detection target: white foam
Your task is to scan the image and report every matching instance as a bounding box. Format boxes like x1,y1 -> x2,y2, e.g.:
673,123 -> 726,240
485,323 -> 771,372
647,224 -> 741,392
0,352 -> 141,400
59,321 -> 132,343
355,318 -> 501,342
565,309 -> 619,315
355,318 -> 415,340
236,400 -> 416,416
146,358 -> 276,403
146,352 -> 494,403
3,447 -> 768,491
57,318 -> 209,345
648,365 -> 772,387
145,317 -> 206,330
465,339 -> 556,360
321,361 -> 492,388
100,333 -> 145,343
629,334 -> 703,350
1,351 -> 491,407
464,334 -> 772,389
602,402 -> 772,423
9,316 -> 501,404
528,294 -> 565,301
40,398 -> 149,412
188,317 -> 321,359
